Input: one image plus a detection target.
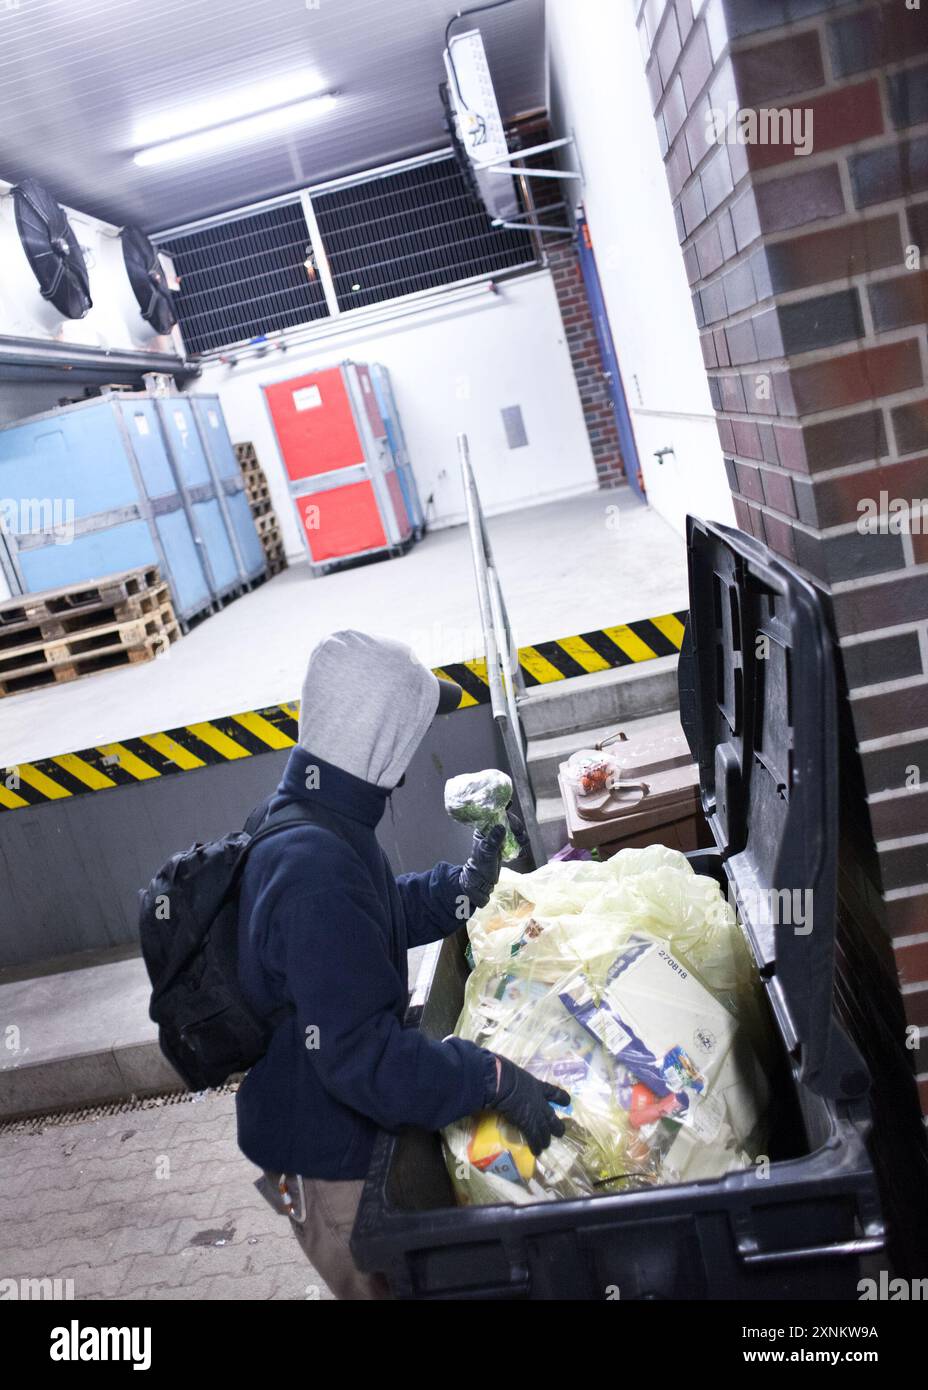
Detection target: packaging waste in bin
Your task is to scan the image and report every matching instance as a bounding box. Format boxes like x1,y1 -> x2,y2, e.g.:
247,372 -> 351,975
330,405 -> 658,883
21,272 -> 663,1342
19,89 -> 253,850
351,517 -> 884,1299
443,846 -> 774,1206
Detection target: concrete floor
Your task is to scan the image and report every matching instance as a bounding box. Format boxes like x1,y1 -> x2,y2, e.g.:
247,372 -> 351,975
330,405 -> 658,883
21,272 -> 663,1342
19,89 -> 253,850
1,487 -> 687,766
0,938 -> 448,1302
0,1088 -> 335,1299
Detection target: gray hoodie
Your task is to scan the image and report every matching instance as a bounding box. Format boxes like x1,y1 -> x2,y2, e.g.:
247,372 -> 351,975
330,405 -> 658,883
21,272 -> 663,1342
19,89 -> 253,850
297,629 -> 440,789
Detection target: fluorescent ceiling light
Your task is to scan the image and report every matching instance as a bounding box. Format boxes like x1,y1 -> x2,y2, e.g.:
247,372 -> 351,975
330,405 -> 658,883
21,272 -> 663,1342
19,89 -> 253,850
134,93 -> 338,167
134,72 -> 327,145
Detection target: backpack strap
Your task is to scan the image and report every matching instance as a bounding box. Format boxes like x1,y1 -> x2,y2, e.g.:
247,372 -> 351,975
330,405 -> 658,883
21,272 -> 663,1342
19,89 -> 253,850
234,802 -> 348,1034
237,800 -> 347,877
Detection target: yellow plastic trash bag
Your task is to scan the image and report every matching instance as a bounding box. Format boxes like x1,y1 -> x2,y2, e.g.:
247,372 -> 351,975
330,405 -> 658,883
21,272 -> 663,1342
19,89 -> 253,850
443,848 -> 771,1207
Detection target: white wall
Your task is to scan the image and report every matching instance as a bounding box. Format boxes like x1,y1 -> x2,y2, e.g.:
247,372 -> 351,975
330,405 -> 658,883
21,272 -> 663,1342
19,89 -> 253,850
194,270 -> 599,558
546,0 -> 733,534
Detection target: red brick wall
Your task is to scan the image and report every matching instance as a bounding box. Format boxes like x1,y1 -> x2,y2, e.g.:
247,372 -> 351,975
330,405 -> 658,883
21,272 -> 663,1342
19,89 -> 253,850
511,118 -> 626,488
634,0 -> 928,1270
546,240 -> 626,487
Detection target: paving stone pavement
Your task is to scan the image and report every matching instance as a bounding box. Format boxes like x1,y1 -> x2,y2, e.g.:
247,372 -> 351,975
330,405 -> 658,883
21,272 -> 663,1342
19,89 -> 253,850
0,1089 -> 336,1300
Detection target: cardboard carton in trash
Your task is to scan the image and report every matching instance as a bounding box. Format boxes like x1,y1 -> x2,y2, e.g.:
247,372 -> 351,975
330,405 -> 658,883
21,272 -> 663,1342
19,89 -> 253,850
558,934 -> 756,1142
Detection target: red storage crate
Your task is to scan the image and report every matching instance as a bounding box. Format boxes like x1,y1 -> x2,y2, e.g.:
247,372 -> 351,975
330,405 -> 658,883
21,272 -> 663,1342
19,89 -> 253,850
263,367 -> 363,482
295,480 -> 387,563
263,361 -> 419,569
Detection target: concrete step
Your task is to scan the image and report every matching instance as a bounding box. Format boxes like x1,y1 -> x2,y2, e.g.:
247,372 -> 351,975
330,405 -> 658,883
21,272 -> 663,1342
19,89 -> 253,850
517,654 -> 679,740
0,947 -> 455,1121
0,955 -> 181,1120
536,794 -> 570,858
526,708 -> 684,801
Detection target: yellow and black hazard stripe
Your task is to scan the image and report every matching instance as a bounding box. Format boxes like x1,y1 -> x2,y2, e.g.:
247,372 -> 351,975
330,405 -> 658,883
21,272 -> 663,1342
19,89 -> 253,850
0,703 -> 303,812
0,611 -> 687,811
434,611 -> 688,708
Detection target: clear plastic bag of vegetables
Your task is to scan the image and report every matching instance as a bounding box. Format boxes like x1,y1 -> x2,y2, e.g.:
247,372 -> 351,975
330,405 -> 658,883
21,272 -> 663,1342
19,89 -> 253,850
444,769 -> 520,861
442,846 -> 772,1207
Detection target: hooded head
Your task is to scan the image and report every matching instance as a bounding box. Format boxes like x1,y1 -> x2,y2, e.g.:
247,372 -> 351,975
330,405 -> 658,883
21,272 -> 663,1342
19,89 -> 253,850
297,630 -> 459,789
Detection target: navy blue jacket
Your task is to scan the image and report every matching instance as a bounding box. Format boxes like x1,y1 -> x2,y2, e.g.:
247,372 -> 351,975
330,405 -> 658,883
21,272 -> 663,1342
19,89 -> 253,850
235,747 -> 496,1179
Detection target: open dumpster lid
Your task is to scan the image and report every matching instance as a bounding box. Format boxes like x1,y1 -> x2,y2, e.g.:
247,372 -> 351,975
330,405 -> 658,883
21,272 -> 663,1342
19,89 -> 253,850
678,516 -> 868,1102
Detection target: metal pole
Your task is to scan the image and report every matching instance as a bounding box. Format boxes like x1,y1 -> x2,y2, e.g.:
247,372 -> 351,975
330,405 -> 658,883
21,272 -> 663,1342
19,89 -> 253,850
477,503 -> 525,697
487,166 -> 582,180
0,336 -> 198,380
458,434 -> 547,866
472,134 -> 575,167
300,189 -> 341,320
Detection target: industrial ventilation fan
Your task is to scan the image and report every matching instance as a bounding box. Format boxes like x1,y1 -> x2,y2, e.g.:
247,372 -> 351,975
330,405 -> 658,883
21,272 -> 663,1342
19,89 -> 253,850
120,225 -> 177,334
12,177 -> 93,318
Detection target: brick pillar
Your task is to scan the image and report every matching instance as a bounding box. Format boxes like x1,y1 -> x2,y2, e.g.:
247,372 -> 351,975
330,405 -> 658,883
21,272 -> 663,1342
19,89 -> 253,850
546,239 -> 627,487
510,117 -> 626,487
634,0 -> 928,1269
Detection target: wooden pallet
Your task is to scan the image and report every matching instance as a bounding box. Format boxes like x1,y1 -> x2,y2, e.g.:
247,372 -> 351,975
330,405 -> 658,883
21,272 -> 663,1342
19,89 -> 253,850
0,616 -> 179,697
234,441 -> 259,469
235,443 -> 265,483
260,511 -> 287,574
235,440 -> 275,520
263,547 -> 287,573
0,566 -> 164,630
0,602 -> 178,677
233,449 -> 286,573
256,510 -> 279,532
0,583 -> 172,652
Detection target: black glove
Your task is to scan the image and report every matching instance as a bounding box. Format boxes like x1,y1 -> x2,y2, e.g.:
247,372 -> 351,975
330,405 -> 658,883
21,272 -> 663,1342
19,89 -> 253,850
459,822 -> 506,910
486,1055 -> 570,1156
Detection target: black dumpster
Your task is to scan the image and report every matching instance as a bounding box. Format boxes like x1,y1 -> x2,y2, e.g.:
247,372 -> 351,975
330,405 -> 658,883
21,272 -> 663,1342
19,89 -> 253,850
352,517 -> 885,1299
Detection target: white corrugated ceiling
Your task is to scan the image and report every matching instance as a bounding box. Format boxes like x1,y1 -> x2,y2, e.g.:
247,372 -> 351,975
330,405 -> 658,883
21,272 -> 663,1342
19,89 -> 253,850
0,0 -> 545,232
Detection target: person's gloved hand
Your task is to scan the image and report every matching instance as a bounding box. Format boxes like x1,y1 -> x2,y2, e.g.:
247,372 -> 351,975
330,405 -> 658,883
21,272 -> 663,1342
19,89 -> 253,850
505,809 -> 531,861
459,808 -> 533,910
459,822 -> 506,910
486,1055 -> 570,1156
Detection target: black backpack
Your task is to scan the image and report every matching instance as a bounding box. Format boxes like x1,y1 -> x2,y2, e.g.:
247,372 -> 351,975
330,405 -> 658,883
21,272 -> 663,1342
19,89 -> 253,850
139,802 -> 326,1090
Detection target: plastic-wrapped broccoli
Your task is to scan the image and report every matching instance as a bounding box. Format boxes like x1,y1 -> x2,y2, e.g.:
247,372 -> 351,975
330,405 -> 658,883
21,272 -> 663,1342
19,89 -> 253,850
444,769 -> 520,862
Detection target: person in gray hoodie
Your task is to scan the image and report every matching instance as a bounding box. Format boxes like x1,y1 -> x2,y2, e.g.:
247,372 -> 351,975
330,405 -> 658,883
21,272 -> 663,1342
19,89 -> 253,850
237,630 -> 568,1299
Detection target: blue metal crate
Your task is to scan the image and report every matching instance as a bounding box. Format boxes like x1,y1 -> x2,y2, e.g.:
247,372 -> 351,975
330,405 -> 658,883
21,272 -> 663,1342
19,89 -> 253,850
189,395 -> 267,583
154,398 -> 241,599
0,393 -> 251,623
